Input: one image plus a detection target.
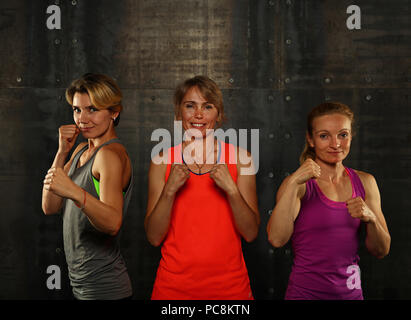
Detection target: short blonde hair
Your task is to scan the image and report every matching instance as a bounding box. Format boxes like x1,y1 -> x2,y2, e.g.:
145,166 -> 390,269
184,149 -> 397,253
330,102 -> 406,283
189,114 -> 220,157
66,73 -> 123,126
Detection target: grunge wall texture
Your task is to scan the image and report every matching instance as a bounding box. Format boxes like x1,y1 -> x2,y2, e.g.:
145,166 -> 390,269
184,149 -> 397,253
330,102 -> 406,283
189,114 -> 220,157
0,0 -> 410,299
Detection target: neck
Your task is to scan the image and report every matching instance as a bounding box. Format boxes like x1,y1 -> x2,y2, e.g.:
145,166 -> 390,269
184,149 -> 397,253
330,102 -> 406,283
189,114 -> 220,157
87,128 -> 117,151
315,159 -> 346,183
183,133 -> 217,165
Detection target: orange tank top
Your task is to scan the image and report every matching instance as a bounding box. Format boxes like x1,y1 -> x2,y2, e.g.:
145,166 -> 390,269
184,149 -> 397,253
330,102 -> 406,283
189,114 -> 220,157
151,141 -> 253,300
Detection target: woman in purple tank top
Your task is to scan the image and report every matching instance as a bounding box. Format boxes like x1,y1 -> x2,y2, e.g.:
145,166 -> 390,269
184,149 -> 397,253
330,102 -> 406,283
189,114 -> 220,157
267,102 -> 391,300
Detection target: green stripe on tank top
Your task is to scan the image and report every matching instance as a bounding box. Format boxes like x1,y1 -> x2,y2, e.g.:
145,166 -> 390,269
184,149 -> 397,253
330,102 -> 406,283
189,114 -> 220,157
92,176 -> 125,197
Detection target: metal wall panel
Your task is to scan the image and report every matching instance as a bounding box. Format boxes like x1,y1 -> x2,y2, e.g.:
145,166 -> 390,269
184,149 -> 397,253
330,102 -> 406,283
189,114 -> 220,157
0,0 -> 409,300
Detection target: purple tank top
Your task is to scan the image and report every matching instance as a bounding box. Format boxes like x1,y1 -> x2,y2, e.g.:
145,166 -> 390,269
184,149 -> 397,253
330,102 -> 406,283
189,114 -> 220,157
285,167 -> 365,300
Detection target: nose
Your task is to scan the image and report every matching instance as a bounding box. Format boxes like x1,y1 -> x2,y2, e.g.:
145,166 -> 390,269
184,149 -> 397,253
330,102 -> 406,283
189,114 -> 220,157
330,136 -> 341,148
194,106 -> 203,118
78,110 -> 88,123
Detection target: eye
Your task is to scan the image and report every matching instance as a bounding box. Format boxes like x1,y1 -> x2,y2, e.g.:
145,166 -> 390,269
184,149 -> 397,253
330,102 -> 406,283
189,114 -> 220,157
185,104 -> 194,109
319,134 -> 328,139
89,107 -> 98,113
73,107 -> 80,113
205,105 -> 214,110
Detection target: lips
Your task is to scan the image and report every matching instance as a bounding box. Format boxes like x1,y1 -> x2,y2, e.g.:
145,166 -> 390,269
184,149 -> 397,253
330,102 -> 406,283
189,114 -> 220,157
80,127 -> 93,131
191,123 -> 206,128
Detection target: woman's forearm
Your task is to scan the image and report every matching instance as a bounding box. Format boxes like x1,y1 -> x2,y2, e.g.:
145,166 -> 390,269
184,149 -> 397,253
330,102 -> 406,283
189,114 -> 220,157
365,217 -> 391,259
267,179 -> 300,248
226,186 -> 260,242
144,186 -> 176,247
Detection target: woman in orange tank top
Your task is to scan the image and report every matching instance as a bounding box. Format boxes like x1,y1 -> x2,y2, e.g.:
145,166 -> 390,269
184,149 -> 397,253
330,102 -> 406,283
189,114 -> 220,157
145,76 -> 260,299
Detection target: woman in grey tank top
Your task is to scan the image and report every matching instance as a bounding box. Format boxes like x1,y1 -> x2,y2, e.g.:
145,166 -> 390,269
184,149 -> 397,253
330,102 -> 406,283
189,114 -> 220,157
41,73 -> 133,300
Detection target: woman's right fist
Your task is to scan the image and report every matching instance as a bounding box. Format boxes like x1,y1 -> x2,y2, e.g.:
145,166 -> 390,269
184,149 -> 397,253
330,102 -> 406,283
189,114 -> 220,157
291,159 -> 321,185
58,125 -> 79,154
165,163 -> 190,195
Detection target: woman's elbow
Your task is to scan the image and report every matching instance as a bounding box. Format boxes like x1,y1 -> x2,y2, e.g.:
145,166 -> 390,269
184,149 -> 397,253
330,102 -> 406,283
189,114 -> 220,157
147,234 -> 162,247
267,227 -> 287,248
42,203 -> 57,215
268,236 -> 287,248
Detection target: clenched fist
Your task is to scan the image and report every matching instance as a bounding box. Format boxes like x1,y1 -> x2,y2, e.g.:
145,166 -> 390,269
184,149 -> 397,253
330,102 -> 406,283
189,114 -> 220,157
58,124 -> 80,154
209,164 -> 237,194
43,167 -> 79,199
291,159 -> 321,185
165,163 -> 191,195
346,197 -> 376,223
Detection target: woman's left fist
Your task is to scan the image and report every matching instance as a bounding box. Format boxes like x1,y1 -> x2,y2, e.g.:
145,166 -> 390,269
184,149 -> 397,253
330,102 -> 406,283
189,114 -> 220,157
43,167 -> 77,199
209,164 -> 237,194
346,197 -> 376,223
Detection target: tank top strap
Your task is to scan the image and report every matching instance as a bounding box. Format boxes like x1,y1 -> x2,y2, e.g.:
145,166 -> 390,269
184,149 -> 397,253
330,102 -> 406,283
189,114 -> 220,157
302,178 -> 315,202
344,167 -> 365,200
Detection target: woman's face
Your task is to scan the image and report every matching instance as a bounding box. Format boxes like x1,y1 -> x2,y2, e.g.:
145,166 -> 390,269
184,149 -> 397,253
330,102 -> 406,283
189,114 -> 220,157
307,113 -> 352,165
178,86 -> 220,138
72,92 -> 117,139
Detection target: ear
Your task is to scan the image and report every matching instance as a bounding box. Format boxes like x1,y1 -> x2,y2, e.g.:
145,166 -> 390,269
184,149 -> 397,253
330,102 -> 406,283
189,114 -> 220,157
306,131 -> 314,148
111,111 -> 120,121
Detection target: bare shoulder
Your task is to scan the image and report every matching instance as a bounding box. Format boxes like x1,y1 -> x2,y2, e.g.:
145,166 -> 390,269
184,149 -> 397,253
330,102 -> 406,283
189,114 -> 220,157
97,143 -> 127,164
353,169 -> 381,201
353,169 -> 378,188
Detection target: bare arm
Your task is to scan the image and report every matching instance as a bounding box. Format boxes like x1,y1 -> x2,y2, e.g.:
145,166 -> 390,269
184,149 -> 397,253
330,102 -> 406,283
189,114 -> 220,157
42,125 -> 82,215
347,171 -> 390,259
267,159 -> 320,248
144,156 -> 190,247
44,147 -> 129,236
210,148 -> 260,242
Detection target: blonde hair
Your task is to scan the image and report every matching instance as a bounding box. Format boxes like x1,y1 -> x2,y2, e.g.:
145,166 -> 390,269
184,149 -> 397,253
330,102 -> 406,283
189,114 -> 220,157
173,75 -> 226,127
299,102 -> 355,164
65,73 -> 123,126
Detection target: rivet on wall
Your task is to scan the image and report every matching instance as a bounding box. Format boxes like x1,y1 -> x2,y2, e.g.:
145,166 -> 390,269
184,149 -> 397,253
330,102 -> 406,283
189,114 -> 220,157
71,0 -> 77,6
285,39 -> 292,45
269,248 -> 274,255
16,76 -> 22,83
284,77 -> 291,84
324,77 -> 331,84
72,38 -> 78,45
268,172 -> 274,179
54,38 -> 61,45
285,95 -> 291,101
268,1 -> 275,7
284,133 -> 291,139
268,133 -> 274,139
365,76 -> 372,83
268,209 -> 272,215
365,94 -> 372,101
228,78 -> 234,84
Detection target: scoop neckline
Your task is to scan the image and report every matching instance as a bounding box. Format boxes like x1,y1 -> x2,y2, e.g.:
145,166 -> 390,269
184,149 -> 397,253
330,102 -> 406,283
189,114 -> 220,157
181,140 -> 222,176
312,167 -> 355,208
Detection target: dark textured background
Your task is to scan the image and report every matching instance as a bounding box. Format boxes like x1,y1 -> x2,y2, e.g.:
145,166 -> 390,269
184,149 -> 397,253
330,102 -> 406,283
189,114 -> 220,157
0,0 -> 409,299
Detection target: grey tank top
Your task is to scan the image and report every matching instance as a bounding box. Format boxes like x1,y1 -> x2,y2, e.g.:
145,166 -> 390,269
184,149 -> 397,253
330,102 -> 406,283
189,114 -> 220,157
62,138 -> 133,300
